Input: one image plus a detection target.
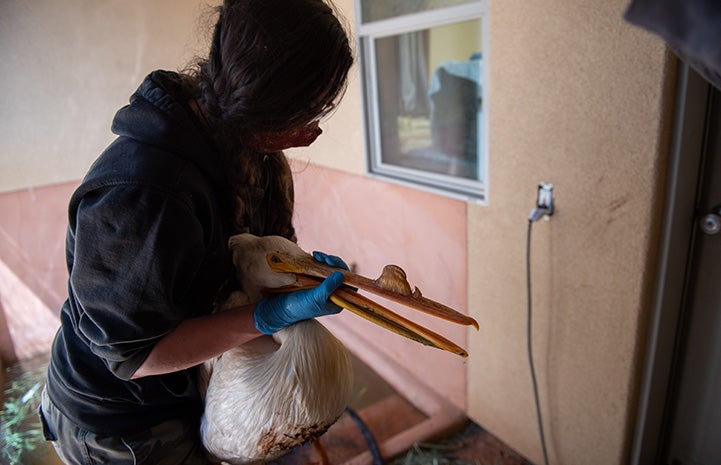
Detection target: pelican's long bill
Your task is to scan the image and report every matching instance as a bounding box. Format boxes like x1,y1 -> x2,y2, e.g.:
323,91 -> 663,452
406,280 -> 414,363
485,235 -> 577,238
263,250 -> 479,358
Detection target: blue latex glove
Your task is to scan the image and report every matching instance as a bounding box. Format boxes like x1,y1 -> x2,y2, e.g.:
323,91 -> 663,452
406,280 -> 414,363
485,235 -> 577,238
312,251 -> 350,271
313,251 -> 358,292
254,270 -> 346,335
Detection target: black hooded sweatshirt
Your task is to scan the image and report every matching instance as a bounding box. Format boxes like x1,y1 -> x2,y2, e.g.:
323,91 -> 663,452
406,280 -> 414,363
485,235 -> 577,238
46,71 -> 234,435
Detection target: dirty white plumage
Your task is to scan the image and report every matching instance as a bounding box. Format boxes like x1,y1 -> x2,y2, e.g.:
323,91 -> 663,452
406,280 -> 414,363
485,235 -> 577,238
200,234 -> 353,465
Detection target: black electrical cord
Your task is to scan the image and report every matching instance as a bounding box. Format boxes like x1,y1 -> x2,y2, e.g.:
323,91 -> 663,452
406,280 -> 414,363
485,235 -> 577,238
345,406 -> 383,465
527,219 -> 550,465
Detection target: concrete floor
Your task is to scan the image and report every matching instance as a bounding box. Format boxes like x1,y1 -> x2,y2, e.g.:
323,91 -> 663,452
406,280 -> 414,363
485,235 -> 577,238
400,421 -> 532,465
271,414 -> 530,465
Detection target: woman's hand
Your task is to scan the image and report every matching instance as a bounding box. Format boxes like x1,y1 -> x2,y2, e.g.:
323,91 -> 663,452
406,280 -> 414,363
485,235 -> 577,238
253,271 -> 345,334
253,250 -> 351,335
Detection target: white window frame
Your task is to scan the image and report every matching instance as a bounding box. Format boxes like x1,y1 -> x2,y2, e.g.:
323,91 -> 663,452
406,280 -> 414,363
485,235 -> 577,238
356,1 -> 489,203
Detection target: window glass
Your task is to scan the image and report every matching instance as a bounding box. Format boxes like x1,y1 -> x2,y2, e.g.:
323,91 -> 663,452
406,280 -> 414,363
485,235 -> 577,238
358,1 -> 487,200
360,0 -> 476,23
373,19 -> 482,181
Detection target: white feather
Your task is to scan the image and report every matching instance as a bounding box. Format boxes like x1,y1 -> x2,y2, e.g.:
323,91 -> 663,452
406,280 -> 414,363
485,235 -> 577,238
200,234 -> 354,464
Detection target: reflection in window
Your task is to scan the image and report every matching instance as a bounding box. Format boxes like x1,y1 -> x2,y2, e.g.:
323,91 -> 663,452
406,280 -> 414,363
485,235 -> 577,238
375,21 -> 481,180
359,2 -> 487,200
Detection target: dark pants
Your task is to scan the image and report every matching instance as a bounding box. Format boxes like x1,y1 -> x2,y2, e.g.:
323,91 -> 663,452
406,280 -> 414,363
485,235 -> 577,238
39,388 -> 211,465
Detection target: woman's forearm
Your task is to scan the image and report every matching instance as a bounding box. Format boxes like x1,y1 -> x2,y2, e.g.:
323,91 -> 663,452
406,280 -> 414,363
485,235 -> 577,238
131,304 -> 261,379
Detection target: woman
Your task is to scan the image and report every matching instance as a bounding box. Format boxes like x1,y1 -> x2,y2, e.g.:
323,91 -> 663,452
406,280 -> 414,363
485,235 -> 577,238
40,1 -> 354,463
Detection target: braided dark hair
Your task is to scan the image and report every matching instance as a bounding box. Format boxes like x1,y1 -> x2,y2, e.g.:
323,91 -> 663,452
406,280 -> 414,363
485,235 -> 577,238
181,0 -> 353,240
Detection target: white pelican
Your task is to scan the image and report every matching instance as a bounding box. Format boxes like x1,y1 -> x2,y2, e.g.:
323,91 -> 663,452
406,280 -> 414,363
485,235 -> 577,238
200,234 -> 478,464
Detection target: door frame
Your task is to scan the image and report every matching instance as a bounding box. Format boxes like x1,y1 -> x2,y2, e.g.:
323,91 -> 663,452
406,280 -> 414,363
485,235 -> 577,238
630,62 -> 716,464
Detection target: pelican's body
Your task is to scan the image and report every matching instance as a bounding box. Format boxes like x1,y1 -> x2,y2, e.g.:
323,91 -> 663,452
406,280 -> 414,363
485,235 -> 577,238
201,321 -> 352,464
200,234 -> 478,464
200,235 -> 353,464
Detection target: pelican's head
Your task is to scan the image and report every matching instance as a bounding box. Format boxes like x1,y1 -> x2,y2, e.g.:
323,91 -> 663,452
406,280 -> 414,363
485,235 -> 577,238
227,234 -> 307,300
228,233 -> 479,357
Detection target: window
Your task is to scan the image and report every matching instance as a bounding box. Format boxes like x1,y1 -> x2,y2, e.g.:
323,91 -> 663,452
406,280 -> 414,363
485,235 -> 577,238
357,0 -> 488,201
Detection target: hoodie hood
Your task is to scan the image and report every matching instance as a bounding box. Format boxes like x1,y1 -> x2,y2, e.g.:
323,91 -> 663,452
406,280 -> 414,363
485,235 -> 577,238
111,70 -> 225,188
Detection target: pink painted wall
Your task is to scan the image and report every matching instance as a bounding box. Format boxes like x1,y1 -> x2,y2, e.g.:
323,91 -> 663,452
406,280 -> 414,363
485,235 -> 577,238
291,162 -> 470,409
0,166 -> 470,408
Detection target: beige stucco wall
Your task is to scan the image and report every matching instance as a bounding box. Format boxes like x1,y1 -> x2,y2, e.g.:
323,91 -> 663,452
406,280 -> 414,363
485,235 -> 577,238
467,1 -> 673,464
0,0 -> 363,194
0,0 -> 213,193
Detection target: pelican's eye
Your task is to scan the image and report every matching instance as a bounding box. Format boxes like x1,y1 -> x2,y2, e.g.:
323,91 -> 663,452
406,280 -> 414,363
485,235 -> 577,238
270,254 -> 282,264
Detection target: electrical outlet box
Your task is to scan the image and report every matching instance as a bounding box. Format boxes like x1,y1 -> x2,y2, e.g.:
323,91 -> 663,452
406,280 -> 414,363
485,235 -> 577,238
537,183 -> 554,216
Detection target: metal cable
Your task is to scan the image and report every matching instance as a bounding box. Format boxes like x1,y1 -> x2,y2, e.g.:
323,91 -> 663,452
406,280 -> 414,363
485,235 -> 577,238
527,220 -> 550,465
